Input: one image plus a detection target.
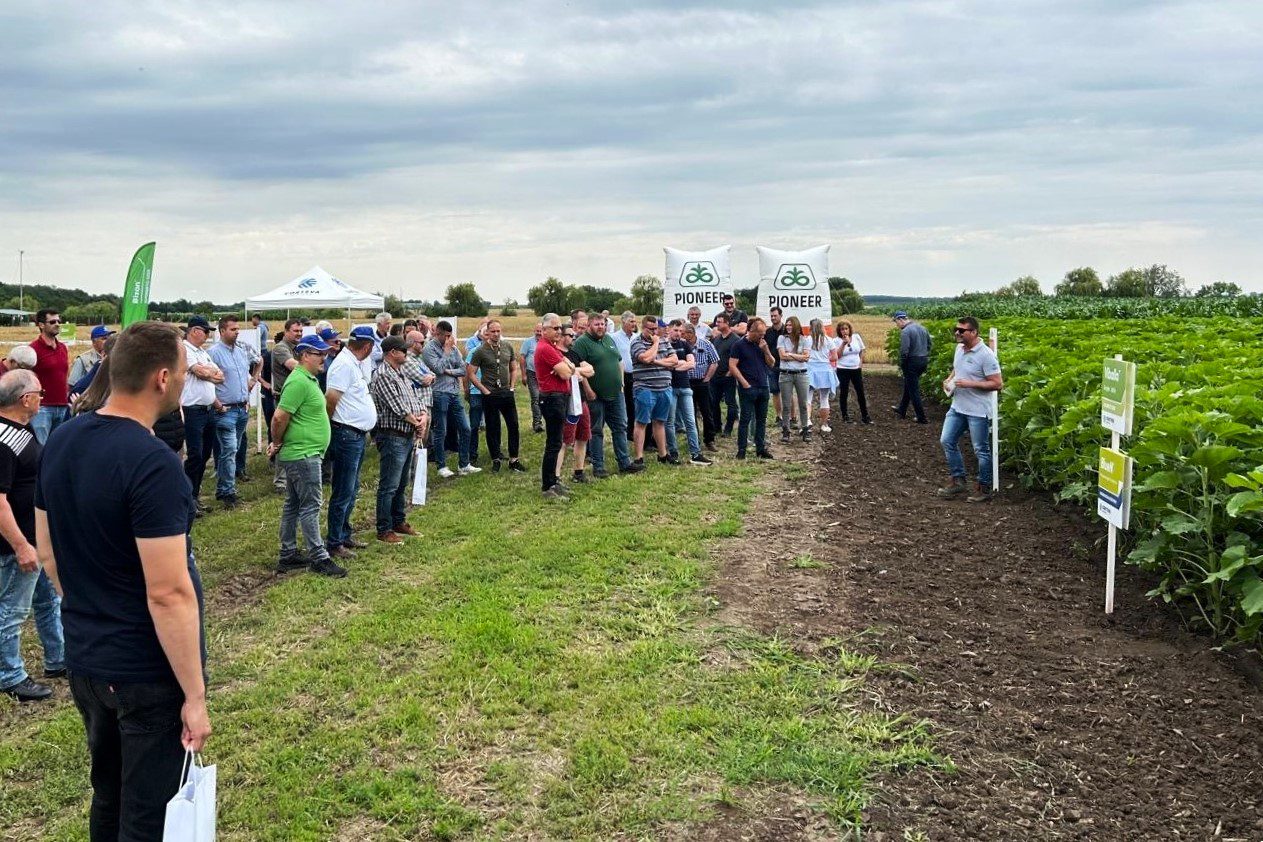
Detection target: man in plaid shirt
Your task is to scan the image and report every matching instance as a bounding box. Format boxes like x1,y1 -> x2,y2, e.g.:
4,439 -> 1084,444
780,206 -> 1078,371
370,336 -> 424,544
402,330 -> 435,445
683,324 -> 719,452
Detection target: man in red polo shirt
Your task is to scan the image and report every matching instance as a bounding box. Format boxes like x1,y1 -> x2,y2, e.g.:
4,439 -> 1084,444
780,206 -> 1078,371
29,309 -> 70,444
533,313 -> 575,498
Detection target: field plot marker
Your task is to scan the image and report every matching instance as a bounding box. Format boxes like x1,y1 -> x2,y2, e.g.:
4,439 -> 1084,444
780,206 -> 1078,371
989,327 -> 1000,493
1099,354 -> 1137,614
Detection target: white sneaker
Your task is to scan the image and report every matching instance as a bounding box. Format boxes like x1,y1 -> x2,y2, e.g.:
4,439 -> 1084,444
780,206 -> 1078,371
459,464 -> 482,475
820,424 -> 832,433
437,467 -> 455,479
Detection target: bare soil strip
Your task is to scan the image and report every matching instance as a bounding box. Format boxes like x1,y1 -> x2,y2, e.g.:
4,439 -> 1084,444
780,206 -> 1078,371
712,373 -> 1262,840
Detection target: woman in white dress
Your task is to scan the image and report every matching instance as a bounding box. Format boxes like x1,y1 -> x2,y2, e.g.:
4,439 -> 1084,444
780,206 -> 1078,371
806,319 -> 839,433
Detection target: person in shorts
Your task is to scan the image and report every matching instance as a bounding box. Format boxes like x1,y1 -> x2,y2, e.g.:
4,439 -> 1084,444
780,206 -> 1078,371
558,325 -> 594,483
630,315 -> 683,465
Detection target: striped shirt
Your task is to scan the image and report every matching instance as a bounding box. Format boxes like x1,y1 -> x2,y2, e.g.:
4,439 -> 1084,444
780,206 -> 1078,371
689,336 -> 718,380
370,362 -> 421,435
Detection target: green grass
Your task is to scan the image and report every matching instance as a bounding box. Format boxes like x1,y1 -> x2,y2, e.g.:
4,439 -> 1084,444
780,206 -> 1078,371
0,398 -> 939,839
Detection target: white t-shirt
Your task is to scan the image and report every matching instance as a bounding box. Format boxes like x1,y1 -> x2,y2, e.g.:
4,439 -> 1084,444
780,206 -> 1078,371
775,334 -> 809,371
806,336 -> 838,368
326,348 -> 378,431
180,339 -> 219,407
836,334 -> 865,370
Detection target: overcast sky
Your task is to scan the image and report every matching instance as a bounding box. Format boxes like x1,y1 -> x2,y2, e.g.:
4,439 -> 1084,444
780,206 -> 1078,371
2,0 -> 1261,303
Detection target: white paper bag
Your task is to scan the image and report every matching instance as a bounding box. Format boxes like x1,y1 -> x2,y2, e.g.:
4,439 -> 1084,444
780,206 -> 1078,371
163,750 -> 217,841
412,446 -> 428,506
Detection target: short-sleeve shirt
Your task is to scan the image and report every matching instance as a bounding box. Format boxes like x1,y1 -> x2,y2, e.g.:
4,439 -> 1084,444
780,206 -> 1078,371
629,333 -> 673,391
837,334 -> 865,370
208,340 -> 255,404
0,417 -> 40,553
713,308 -> 748,328
30,339 -> 70,407
277,367 -> 331,461
764,325 -> 785,370
669,339 -> 693,388
777,334 -> 809,372
610,329 -> 634,373
729,337 -> 769,390
710,332 -> 739,376
326,348 -> 377,431
35,412 -> 202,683
469,341 -> 516,392
534,341 -> 570,393
951,342 -> 1002,418
271,340 -> 296,394
689,336 -> 718,380
572,332 -> 623,400
181,340 -> 219,407
520,337 -> 538,373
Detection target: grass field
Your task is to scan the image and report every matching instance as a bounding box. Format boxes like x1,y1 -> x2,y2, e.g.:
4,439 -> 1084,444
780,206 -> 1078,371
0,396 -> 936,839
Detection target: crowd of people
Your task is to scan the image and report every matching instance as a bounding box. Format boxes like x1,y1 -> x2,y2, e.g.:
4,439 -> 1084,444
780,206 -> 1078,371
0,300 -> 1000,838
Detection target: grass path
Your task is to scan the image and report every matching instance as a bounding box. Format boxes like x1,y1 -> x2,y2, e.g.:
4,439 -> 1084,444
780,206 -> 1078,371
0,401 -> 937,839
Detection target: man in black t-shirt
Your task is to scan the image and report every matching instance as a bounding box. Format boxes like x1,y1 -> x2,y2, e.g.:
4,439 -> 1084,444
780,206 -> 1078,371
708,314 -> 740,437
0,370 -> 64,702
37,322 -> 209,840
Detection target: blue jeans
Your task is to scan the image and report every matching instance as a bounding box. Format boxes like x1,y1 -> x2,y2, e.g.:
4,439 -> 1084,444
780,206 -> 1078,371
279,455 -> 328,561
375,433 -> 414,535
467,392 -> 483,464
586,394 -> 631,472
214,405 -> 248,498
941,408 -> 993,488
0,555 -> 64,688
737,386 -> 769,455
431,392 -> 471,469
182,404 -> 217,498
326,425 -> 368,549
32,405 -> 70,445
669,387 -> 702,459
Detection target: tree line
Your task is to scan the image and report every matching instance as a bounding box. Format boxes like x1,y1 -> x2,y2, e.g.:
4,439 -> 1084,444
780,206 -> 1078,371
969,265 -> 1243,300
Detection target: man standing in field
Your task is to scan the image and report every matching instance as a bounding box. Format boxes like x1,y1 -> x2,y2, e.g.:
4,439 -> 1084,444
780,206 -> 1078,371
29,308 -> 71,444
686,306 -> 711,341
324,333 -> 377,559
610,311 -> 638,443
208,316 -> 259,509
728,316 -> 775,460
573,313 -> 640,477
708,313 -> 740,437
534,313 -> 576,498
467,319 -> 526,474
68,325 -> 114,387
893,311 -> 931,424
371,336 -> 424,544
520,323 -> 544,433
630,316 -> 682,465
423,321 -> 478,478
712,294 -> 748,336
179,316 -> 225,514
938,316 -> 1003,502
682,323 -> 719,452
270,318 -> 304,491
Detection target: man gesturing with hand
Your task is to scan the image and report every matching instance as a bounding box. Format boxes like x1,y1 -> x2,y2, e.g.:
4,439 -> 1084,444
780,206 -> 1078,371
36,322 -> 210,840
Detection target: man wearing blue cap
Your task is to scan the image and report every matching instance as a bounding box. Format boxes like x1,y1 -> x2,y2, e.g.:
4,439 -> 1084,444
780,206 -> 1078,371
208,316 -> 260,508
68,325 -> 115,387
268,335 -> 344,577
892,312 -> 931,424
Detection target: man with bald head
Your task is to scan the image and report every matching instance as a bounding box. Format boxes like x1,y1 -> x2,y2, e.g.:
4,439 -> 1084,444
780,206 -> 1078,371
402,330 -> 435,445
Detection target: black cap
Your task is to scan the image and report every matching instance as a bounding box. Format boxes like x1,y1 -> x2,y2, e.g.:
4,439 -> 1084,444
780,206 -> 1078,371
187,315 -> 211,331
381,335 -> 408,355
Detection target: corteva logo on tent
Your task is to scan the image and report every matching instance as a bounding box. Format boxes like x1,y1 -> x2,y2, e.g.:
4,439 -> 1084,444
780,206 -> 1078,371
298,277 -> 318,289
678,262 -> 720,287
774,265 -> 816,290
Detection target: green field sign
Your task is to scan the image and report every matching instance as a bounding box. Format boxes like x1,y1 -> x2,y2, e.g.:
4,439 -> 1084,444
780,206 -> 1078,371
1101,358 -> 1136,436
1097,446 -> 1133,530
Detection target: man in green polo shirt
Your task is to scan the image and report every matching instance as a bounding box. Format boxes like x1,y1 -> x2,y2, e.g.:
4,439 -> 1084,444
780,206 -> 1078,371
573,315 -> 637,478
268,336 -> 343,577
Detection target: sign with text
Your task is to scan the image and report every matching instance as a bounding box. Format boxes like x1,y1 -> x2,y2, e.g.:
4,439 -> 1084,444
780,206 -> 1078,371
755,245 -> 831,326
663,246 -> 733,322
1097,446 -> 1133,530
1101,358 -> 1136,436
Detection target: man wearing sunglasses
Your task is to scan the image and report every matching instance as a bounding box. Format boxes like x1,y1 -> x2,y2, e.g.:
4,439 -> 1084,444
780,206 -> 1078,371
938,316 -> 1003,502
29,309 -> 71,444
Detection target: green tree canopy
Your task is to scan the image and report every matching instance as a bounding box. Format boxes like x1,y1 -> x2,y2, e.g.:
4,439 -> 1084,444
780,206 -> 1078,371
1195,281 -> 1242,298
527,277 -> 570,316
1105,267 -> 1148,298
831,288 -> 864,315
1054,267 -> 1103,297
444,283 -> 489,317
826,276 -> 854,291
628,274 -> 662,316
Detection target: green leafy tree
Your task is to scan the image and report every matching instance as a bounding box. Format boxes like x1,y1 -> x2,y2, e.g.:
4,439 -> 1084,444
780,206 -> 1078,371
1144,264 -> 1186,298
64,300 -> 120,323
527,277 -> 570,316
1054,267 -> 1103,297
831,288 -> 864,315
1195,281 -> 1242,298
499,298 -> 519,316
734,285 -> 758,315
1008,275 -> 1042,296
827,276 -> 855,291
1106,268 -> 1148,298
628,274 -> 662,316
577,285 -> 625,313
444,283 -> 489,317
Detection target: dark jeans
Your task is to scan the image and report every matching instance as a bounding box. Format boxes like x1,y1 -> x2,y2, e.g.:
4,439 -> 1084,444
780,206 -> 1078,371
69,673 -> 186,842
374,433 -> 413,534
898,356 -> 928,421
430,392 -> 471,469
691,379 -> 716,444
623,373 -> 636,441
182,404 -> 217,498
326,425 -> 368,549
541,392 -> 567,490
711,375 -> 739,434
525,371 -> 542,427
467,392 -> 483,463
482,389 -> 520,460
737,385 -> 769,455
836,368 -> 870,420
586,394 -> 631,472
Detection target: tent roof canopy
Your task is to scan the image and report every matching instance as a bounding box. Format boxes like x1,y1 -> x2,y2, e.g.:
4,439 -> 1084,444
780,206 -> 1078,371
244,266 -> 384,311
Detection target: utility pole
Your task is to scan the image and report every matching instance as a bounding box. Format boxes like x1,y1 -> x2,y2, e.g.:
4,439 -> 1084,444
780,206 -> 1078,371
18,250 -> 23,312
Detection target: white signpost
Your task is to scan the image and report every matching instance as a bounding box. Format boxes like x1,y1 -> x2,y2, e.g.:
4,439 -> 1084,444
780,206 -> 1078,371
989,327 -> 1000,493
1099,354 -> 1137,614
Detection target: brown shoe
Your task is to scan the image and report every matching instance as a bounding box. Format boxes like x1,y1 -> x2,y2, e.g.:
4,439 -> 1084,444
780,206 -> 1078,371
936,480 -> 967,498
377,531 -> 402,544
393,522 -> 419,537
329,545 -> 356,560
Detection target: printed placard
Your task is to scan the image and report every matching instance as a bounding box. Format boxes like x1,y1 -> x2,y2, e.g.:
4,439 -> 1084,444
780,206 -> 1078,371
1097,446 -> 1133,530
755,245 -> 831,326
663,246 -> 733,322
1101,358 -> 1136,436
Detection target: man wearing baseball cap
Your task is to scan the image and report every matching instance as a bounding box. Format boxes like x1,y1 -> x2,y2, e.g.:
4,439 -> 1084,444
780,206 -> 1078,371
269,335 -> 343,577
892,311 -> 932,424
180,316 -> 225,514
68,325 -> 115,387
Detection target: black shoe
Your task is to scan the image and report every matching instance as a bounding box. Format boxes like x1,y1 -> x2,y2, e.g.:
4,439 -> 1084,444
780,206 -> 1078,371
781,431 -> 790,444
219,494 -> 240,510
659,454 -> 681,465
2,677 -> 53,701
309,556 -> 348,578
276,553 -> 308,573
736,451 -> 747,460
801,429 -> 812,442
492,460 -> 502,473
757,450 -> 775,460
634,457 -> 644,466
509,460 -> 527,473
43,667 -> 67,679
891,406 -> 906,419
619,462 -> 646,474
720,430 -> 732,438
593,468 -> 610,479
689,454 -> 712,466
237,471 -> 251,482
861,416 -> 872,424
532,423 -> 543,433
915,418 -> 929,425
840,415 -> 850,424
553,482 -> 572,497
342,537 -> 368,549
704,441 -> 718,453
572,470 -> 589,483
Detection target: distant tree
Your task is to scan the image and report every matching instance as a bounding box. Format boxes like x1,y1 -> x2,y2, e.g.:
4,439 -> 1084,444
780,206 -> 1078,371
1054,267 -> 1103,297
64,300 -> 120,323
6,295 -> 38,312
1008,275 -> 1042,296
734,285 -> 759,315
382,294 -> 406,316
1143,264 -> 1186,298
1194,281 -> 1242,298
628,274 -> 662,315
831,288 -> 864,315
444,283 -> 489,317
499,298 -> 519,316
577,285 -> 624,313
527,277 -> 570,316
827,276 -> 855,291
1105,268 -> 1148,298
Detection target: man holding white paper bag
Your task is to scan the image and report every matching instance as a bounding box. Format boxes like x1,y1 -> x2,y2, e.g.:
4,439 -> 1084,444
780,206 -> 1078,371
938,316 -> 1003,502
371,336 -> 424,544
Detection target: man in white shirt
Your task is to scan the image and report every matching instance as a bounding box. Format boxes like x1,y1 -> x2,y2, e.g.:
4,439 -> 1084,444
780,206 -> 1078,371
324,334 -> 377,559
938,316 -> 1003,502
180,316 -> 224,514
368,311 -> 392,369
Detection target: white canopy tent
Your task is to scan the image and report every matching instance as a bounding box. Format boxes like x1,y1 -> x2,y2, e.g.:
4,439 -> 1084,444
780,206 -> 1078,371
243,266 -> 384,317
